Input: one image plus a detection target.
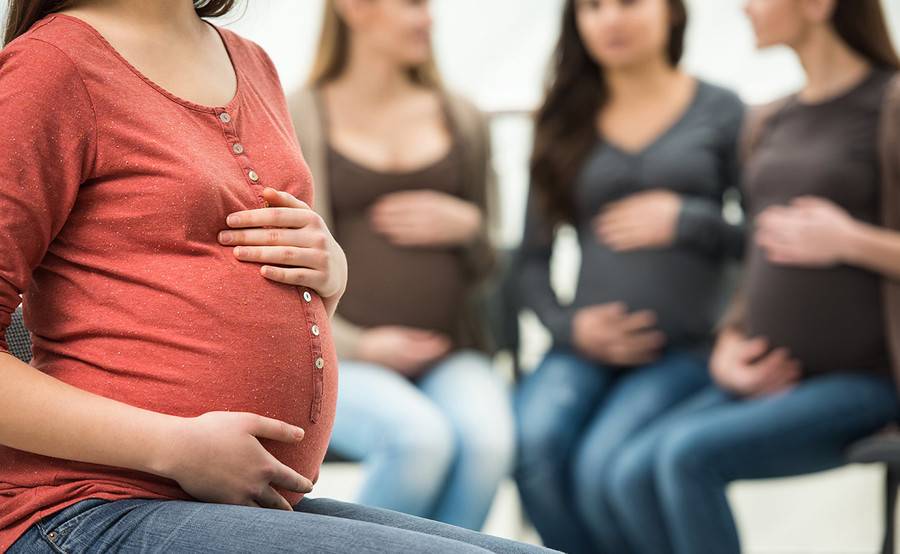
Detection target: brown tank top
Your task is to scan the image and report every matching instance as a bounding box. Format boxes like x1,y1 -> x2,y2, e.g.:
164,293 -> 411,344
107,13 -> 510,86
326,111 -> 470,346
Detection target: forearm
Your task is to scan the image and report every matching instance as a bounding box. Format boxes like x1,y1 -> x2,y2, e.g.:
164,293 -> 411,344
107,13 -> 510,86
843,221 -> 900,281
0,352 -> 182,478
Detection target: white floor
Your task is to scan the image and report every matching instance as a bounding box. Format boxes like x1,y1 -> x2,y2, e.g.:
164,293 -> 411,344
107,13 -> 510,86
310,462 -> 890,553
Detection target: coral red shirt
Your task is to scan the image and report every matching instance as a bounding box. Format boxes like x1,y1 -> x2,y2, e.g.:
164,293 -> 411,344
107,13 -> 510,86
0,14 -> 338,550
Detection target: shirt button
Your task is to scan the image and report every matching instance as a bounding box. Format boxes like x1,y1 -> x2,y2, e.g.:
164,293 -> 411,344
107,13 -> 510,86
219,112 -> 231,123
232,143 -> 244,155
303,291 -> 312,303
311,324 -> 320,336
248,170 -> 259,182
315,357 -> 324,369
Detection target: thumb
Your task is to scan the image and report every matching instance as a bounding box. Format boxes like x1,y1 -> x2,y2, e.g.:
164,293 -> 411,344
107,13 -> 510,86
262,187 -> 310,210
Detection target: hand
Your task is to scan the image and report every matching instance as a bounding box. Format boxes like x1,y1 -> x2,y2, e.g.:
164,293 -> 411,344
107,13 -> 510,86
595,189 -> 682,252
710,328 -> 802,397
755,196 -> 859,268
219,188 -> 348,310
370,190 -> 482,248
161,411 -> 314,510
356,326 -> 452,377
572,302 -> 667,366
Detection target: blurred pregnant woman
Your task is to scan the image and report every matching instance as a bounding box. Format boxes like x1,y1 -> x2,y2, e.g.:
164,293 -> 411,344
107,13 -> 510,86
289,0 -> 513,531
604,1 -> 900,553
514,0 -> 745,552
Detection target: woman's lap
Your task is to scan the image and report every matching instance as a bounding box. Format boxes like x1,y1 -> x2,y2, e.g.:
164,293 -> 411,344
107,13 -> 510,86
10,496 -> 554,554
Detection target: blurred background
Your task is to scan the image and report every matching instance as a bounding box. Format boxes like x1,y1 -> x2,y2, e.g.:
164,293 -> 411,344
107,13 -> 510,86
197,3 -> 900,552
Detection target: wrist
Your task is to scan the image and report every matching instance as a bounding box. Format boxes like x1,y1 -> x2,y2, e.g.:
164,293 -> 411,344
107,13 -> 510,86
840,219 -> 872,265
141,413 -> 189,480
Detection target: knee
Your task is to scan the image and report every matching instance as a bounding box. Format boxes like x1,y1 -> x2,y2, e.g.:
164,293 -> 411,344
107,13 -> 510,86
571,440 -> 620,518
387,407 -> 456,474
655,425 -> 714,488
606,441 -> 658,515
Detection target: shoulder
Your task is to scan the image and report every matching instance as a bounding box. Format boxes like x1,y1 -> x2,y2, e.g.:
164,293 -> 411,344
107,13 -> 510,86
0,20 -> 98,116
443,89 -> 489,142
214,25 -> 281,84
697,79 -> 745,113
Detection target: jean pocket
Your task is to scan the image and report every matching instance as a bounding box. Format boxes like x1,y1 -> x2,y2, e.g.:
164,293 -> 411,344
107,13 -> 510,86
34,498 -> 110,553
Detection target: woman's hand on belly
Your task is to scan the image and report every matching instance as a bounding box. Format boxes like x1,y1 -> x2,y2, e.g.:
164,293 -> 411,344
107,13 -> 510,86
157,411 -> 314,510
369,190 -> 482,248
356,326 -> 452,377
218,187 -> 348,315
711,328 -> 802,397
572,303 -> 667,366
594,189 -> 682,252
755,197 -> 857,268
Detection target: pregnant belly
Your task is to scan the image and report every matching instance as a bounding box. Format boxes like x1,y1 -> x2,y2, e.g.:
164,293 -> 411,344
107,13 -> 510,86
575,245 -> 729,346
27,258 -> 339,498
744,252 -> 888,373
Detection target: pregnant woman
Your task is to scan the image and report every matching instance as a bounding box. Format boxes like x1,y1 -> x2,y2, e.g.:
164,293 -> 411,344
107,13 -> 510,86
0,1 -> 550,552
604,1 -> 900,553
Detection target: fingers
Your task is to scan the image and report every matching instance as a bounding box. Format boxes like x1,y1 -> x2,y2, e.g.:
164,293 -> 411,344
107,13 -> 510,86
750,348 -> 802,397
232,246 -> 326,270
738,336 -> 769,364
219,228 -> 321,247
253,484 -> 294,511
620,310 -> 658,333
259,266 -> 324,289
226,206 -> 319,230
268,459 -> 315,495
246,414 -> 305,444
261,187 -> 311,210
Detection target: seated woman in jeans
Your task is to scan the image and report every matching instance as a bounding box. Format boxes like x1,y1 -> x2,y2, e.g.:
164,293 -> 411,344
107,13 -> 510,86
287,0 -> 514,532
513,0 -> 744,552
0,1 -> 544,552
603,1 -> 900,553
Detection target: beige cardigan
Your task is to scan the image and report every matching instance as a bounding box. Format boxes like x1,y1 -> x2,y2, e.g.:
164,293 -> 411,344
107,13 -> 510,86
287,87 -> 499,358
720,74 -> 900,386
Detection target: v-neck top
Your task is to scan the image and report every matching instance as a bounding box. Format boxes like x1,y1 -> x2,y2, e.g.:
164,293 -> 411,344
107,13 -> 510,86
0,14 -> 338,550
519,79 -> 746,350
324,100 -> 473,346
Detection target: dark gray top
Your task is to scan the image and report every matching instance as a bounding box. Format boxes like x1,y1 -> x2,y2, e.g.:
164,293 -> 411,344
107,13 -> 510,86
519,80 -> 746,349
743,68 -> 894,374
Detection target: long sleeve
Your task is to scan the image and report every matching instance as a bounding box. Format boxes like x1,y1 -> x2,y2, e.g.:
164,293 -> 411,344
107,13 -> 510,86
675,93 -> 747,260
0,38 -> 96,353
517,186 -> 574,345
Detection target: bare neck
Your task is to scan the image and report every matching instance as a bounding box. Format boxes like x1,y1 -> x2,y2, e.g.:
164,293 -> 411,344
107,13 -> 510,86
62,0 -> 205,37
327,37 -> 421,105
604,55 -> 684,103
793,25 -> 872,103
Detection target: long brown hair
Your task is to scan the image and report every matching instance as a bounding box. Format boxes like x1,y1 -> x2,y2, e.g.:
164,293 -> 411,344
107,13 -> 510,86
832,0 -> 900,70
530,0 -> 686,226
307,0 -> 440,88
3,0 -> 239,45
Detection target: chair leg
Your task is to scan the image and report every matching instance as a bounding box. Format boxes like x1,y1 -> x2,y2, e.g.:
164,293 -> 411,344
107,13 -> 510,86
884,465 -> 899,554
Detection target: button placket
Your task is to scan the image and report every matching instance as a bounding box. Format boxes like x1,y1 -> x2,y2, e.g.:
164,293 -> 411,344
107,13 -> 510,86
299,287 -> 325,423
217,108 -> 268,208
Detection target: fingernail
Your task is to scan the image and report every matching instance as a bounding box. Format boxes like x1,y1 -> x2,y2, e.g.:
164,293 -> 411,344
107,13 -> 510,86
294,427 -> 305,440
219,231 -> 233,244
233,247 -> 243,257
227,215 -> 239,226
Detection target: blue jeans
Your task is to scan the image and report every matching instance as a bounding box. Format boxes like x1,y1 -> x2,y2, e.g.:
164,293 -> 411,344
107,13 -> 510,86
514,347 -> 711,554
606,372 -> 900,554
8,496 -> 556,553
329,350 -> 515,531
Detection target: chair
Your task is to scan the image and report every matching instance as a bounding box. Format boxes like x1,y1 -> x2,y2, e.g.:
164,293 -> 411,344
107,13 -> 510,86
847,430 -> 900,554
4,305 -> 32,363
